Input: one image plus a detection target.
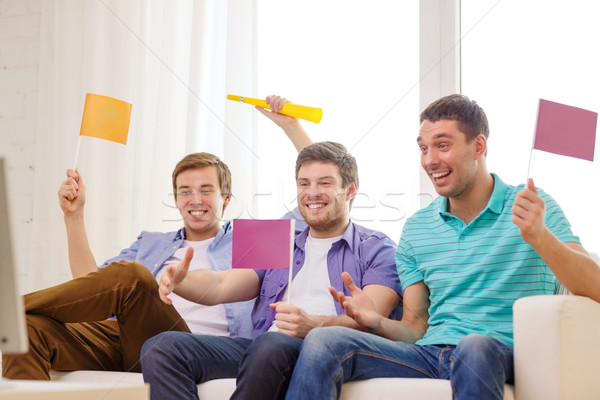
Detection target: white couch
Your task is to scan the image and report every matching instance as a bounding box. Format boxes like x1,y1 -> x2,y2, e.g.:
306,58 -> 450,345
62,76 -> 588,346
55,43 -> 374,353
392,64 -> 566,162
45,294 -> 600,400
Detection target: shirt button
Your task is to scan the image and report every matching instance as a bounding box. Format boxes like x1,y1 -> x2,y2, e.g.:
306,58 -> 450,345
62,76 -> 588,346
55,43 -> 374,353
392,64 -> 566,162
279,283 -> 283,287
295,261 -> 300,265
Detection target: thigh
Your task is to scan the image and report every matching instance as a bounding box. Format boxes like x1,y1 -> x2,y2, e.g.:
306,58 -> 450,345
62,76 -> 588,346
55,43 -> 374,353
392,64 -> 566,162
303,327 -> 441,381
142,332 -> 253,383
39,317 -> 122,372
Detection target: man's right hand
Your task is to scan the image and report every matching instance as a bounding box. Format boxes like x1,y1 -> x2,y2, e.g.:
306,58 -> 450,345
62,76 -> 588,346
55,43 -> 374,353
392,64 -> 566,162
159,246 -> 194,305
58,169 -> 86,216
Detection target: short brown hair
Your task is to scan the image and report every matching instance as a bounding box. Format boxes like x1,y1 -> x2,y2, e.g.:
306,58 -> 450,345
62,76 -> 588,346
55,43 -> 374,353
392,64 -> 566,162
172,153 -> 232,199
295,141 -> 359,199
420,94 -> 489,141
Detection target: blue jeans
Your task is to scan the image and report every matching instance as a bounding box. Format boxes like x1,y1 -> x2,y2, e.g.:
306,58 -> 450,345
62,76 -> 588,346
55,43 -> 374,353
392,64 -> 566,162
140,332 -> 252,400
285,327 -> 514,400
232,332 -> 303,400
141,331 -> 303,400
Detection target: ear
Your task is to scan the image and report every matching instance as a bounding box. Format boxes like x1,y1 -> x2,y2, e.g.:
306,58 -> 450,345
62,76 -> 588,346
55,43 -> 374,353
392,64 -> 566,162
473,134 -> 487,159
345,182 -> 358,201
223,194 -> 232,207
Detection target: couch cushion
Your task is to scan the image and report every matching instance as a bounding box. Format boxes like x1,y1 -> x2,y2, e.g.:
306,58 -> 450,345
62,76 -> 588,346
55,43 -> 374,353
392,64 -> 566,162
50,370 -> 514,400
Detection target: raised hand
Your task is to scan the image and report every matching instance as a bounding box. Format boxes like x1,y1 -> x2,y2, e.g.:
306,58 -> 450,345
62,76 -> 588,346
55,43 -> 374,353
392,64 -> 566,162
329,272 -> 383,331
158,247 -> 194,305
512,178 -> 549,247
58,169 -> 86,216
255,94 -> 298,129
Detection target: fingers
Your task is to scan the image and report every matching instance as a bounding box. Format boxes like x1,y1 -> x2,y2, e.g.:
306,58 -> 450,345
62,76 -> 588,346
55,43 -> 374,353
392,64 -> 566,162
341,272 -> 359,294
181,247 -> 194,272
58,178 -> 79,201
527,178 -> 537,193
265,95 -> 289,113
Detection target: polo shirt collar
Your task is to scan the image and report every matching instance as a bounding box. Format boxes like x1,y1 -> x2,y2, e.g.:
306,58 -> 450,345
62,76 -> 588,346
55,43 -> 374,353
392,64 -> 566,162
437,173 -> 507,218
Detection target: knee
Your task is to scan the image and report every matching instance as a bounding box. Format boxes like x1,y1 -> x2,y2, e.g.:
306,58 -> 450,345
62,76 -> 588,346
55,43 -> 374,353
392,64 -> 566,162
103,261 -> 156,289
141,332 -> 184,369
453,334 -> 508,367
301,326 -> 350,358
244,333 -> 300,365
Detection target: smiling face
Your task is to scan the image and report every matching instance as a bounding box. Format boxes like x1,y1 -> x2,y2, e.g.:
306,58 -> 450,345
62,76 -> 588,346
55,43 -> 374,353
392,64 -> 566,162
174,166 -> 230,241
418,119 -> 486,200
296,160 -> 356,238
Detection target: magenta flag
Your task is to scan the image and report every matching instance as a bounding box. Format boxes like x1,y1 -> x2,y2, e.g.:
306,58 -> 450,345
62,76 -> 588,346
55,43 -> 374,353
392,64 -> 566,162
534,99 -> 597,161
232,219 -> 295,269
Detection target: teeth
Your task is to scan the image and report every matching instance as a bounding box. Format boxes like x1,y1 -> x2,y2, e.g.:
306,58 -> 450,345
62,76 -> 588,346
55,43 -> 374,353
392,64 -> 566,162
432,171 -> 450,178
307,203 -> 324,209
190,211 -> 206,216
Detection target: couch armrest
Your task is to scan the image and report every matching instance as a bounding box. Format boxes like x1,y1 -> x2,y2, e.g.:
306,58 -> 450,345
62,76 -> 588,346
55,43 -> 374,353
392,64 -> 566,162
513,295 -> 600,400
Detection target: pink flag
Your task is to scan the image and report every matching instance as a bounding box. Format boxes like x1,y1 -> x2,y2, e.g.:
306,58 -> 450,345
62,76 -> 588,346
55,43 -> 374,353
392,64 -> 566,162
232,219 -> 295,269
534,99 -> 597,161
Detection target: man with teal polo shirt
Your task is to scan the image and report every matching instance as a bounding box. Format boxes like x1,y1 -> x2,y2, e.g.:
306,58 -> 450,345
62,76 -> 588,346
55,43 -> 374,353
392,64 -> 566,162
284,94 -> 600,400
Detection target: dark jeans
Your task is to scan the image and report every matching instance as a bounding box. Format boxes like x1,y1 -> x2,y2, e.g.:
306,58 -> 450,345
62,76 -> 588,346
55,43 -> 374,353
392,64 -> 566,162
1,261 -> 190,379
141,331 -> 303,400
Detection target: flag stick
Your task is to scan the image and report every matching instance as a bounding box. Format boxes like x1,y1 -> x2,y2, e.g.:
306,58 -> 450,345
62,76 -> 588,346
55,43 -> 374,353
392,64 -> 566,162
526,99 -> 542,181
73,136 -> 82,170
287,219 -> 295,304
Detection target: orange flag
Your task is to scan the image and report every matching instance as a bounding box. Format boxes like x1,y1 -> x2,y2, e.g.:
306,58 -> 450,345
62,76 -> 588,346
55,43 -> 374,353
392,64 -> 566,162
80,93 -> 132,145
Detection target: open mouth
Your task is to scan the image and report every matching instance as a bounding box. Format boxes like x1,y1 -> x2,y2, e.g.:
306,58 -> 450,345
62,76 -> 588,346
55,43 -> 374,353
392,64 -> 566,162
431,170 -> 451,183
306,203 -> 326,210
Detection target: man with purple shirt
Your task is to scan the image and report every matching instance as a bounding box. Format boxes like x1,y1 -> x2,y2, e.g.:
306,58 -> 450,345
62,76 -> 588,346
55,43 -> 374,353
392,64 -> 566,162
140,141 -> 402,400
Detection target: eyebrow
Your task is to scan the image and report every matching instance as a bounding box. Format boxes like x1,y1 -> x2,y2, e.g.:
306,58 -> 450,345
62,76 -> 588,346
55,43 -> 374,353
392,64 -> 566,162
297,176 -> 337,182
416,132 -> 454,142
177,184 -> 216,189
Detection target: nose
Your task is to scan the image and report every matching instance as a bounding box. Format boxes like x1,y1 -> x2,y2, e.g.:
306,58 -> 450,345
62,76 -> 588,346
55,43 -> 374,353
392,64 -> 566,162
424,149 -> 439,168
301,183 -> 321,199
191,191 -> 203,204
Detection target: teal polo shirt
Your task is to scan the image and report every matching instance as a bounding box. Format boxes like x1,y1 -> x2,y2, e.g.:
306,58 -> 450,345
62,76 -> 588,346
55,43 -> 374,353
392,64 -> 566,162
396,174 -> 579,346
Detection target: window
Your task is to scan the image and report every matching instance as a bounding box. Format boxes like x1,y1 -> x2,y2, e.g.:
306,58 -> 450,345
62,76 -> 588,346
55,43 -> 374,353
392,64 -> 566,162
254,1 -> 420,242
462,0 -> 600,254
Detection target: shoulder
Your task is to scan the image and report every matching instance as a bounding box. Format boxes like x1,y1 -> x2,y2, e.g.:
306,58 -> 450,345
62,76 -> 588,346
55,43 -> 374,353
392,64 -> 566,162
351,222 -> 395,245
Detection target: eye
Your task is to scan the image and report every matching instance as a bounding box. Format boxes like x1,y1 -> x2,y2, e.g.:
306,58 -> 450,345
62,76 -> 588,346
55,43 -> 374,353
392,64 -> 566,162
200,189 -> 212,195
419,146 -> 427,153
178,190 -> 193,196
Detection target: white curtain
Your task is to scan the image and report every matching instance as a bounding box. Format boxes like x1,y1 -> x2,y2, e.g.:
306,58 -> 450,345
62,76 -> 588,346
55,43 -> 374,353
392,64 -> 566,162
25,0 -> 255,292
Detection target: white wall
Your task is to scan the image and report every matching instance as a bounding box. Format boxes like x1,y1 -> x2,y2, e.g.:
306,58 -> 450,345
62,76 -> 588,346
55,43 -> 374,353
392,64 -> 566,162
0,0 -> 41,281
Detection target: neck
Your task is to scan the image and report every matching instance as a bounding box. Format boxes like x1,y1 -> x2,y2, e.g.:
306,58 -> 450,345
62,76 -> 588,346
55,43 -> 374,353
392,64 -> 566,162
447,172 -> 494,224
309,217 -> 350,239
184,227 -> 220,242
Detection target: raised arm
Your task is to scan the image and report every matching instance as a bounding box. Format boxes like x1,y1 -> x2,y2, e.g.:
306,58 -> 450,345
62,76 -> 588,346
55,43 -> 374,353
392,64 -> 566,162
159,247 -> 261,306
331,273 -> 430,343
255,95 -> 313,152
58,169 -> 98,278
512,178 -> 600,302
